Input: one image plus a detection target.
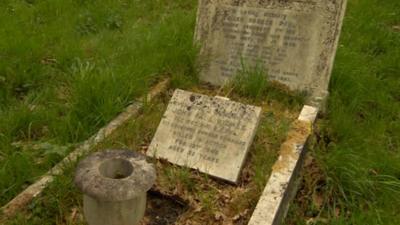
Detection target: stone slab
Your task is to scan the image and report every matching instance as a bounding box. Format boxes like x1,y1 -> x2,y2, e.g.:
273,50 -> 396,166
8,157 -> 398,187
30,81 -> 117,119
195,0 -> 347,101
147,89 -> 261,183
247,105 -> 318,225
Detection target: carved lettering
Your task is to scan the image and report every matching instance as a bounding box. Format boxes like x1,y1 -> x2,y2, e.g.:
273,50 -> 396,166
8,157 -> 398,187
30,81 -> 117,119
147,90 -> 262,182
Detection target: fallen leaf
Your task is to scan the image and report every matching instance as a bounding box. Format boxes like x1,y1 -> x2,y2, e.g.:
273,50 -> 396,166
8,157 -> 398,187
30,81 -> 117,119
312,193 -> 324,209
214,211 -> 225,221
67,207 -> 81,223
335,207 -> 340,217
233,209 -> 249,221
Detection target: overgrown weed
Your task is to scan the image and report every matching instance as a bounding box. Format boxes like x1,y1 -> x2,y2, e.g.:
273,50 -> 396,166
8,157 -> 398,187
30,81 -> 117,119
0,0 -> 198,205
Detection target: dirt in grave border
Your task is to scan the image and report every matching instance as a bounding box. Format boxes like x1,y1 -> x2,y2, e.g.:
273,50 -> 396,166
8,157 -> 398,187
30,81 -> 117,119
3,85 -> 303,225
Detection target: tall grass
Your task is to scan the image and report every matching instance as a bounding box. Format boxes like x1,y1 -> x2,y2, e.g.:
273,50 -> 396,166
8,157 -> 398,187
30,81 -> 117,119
230,62 -> 306,107
232,62 -> 269,99
1,0 -> 399,224
0,0 -> 198,205
287,0 -> 400,224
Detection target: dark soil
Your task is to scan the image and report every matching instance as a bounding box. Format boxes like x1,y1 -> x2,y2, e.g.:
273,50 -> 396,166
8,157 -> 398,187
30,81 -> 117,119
141,191 -> 188,225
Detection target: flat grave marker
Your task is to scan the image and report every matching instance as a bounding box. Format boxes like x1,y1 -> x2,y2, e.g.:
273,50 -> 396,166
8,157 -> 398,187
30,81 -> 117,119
195,0 -> 347,101
147,89 -> 261,183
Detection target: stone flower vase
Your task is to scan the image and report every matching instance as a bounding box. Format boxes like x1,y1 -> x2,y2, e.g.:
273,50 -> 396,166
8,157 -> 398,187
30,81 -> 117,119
74,149 -> 156,225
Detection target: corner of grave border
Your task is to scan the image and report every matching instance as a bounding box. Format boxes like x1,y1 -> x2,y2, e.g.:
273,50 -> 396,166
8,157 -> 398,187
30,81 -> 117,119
247,105 -> 318,225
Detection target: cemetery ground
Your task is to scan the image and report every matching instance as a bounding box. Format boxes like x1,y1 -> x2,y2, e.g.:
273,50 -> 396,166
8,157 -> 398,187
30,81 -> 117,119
0,0 -> 399,225
3,83 -> 304,224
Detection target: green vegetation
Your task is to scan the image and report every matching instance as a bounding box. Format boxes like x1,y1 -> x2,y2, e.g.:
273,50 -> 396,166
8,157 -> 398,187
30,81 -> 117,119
232,63 -> 269,99
231,63 -> 307,107
286,0 -> 400,224
0,0 -> 197,205
1,0 -> 399,224
3,89 -> 300,224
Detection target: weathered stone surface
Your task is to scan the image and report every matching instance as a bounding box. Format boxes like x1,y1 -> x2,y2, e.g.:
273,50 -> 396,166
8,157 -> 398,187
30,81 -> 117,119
75,150 -> 156,202
147,89 -> 261,183
75,149 -> 156,225
247,105 -> 318,225
195,0 -> 347,101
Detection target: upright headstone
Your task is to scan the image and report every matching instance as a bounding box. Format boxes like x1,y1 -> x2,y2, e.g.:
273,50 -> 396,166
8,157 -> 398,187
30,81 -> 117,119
195,0 -> 347,102
147,89 -> 261,183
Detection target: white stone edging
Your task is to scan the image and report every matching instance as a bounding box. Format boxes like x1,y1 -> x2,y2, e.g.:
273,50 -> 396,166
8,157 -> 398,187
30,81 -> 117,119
248,105 -> 318,225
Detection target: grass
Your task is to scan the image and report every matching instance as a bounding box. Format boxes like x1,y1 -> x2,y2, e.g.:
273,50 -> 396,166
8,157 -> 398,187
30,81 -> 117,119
0,0 -> 198,205
285,0 -> 400,224
232,63 -> 269,99
229,63 -> 307,107
1,0 -> 399,224
2,86 -> 301,224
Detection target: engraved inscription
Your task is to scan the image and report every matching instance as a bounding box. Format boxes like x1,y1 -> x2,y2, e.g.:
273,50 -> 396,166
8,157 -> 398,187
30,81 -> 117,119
195,0 -> 347,100
211,5 -> 314,85
147,89 -> 262,183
